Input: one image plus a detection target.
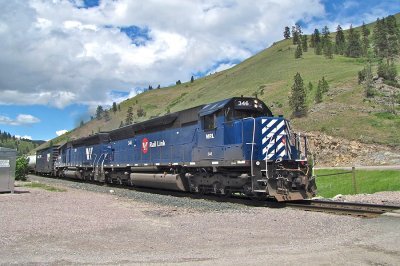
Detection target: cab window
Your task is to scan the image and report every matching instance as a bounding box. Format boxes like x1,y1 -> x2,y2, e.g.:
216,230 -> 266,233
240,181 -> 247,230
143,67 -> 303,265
203,114 -> 215,130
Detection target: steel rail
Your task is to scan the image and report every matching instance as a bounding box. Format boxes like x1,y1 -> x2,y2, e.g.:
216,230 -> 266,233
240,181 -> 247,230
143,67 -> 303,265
285,199 -> 400,218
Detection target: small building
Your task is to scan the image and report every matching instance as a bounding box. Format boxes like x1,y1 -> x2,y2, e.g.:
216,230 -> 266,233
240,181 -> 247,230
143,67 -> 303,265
0,147 -> 17,193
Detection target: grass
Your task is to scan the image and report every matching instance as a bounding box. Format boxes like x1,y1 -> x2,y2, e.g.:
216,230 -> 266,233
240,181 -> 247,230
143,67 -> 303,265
21,182 -> 67,192
315,169 -> 400,198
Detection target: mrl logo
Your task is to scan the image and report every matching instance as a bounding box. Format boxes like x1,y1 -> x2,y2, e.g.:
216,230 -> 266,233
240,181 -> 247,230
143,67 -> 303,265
206,133 -> 215,139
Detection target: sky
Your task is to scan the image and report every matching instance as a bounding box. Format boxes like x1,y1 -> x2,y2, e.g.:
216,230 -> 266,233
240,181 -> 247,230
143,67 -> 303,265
0,0 -> 399,141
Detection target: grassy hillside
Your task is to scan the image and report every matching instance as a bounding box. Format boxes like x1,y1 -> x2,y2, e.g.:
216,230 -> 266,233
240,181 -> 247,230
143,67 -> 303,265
48,14 -> 400,148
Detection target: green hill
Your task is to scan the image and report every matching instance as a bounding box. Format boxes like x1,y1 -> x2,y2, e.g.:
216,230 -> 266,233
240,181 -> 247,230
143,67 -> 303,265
47,13 -> 400,149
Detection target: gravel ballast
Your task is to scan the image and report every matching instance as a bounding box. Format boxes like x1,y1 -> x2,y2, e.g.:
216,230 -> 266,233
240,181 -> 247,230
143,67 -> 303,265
0,175 -> 399,265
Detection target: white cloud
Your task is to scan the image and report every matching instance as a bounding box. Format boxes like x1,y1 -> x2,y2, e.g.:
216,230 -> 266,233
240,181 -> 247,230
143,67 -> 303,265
6,0 -> 388,110
15,135 -> 32,140
56,129 -> 68,136
0,114 -> 40,126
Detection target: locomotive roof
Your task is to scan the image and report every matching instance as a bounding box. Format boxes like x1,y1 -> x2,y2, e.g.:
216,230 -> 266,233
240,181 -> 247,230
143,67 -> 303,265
70,132 -> 110,147
36,145 -> 60,153
199,97 -> 271,117
108,105 -> 204,141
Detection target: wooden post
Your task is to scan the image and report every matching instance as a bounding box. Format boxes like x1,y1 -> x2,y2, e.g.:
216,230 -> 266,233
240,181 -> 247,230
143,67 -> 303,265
352,166 -> 358,194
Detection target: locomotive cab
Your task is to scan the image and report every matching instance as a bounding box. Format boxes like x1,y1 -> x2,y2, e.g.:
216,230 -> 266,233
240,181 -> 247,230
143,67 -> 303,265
194,97 -> 316,201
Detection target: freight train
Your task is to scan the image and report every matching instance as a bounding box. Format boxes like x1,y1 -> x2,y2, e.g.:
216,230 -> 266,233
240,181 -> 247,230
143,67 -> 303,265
35,97 -> 316,201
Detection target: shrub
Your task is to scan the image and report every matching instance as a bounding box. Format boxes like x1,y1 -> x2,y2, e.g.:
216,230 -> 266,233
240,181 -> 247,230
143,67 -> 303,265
15,156 -> 28,181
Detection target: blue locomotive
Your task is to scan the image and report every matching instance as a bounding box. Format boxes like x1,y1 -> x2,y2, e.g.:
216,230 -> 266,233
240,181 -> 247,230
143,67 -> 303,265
40,97 -> 316,201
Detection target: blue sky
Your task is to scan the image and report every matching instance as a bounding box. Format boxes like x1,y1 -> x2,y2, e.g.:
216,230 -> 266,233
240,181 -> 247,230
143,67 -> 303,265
0,0 -> 399,140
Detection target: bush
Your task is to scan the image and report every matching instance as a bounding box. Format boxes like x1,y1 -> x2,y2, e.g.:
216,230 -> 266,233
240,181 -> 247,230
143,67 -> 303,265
15,157 -> 28,181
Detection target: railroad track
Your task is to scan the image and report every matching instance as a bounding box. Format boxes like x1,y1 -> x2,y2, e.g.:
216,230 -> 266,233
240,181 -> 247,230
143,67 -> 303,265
28,175 -> 400,218
285,200 -> 400,218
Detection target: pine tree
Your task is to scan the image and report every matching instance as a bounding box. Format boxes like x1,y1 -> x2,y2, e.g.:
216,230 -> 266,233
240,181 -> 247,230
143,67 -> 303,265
321,26 -> 330,46
157,84 -> 161,89
80,120 -> 84,127
323,40 -> 334,59
361,22 -> 370,57
96,105 -> 104,120
335,25 -> 346,55
321,76 -> 329,93
301,35 -> 308,52
364,62 -> 375,97
292,24 -> 302,45
295,44 -> 303,59
308,81 -> 313,91
315,81 -> 323,103
289,73 -> 307,117
310,33 -> 315,48
313,28 -> 322,55
386,15 -> 400,63
345,25 -> 362,57
373,18 -> 388,60
125,106 -> 133,125
315,43 -> 322,55
190,76 -> 194,83
314,29 -> 321,46
284,26 -> 291,39
112,102 -> 117,114
176,80 -> 181,85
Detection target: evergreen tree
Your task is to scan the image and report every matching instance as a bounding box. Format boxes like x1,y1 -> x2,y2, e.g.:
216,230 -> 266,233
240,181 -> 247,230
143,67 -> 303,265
310,33 -> 315,48
386,15 -> 400,63
315,43 -> 322,55
176,80 -> 181,85
125,106 -> 133,125
321,26 -> 330,47
335,25 -> 346,55
321,76 -> 329,93
301,35 -> 308,52
284,26 -> 291,39
345,25 -> 362,57
96,105 -> 104,120
289,73 -> 307,117
292,24 -> 302,45
313,29 -> 321,45
308,81 -> 313,91
377,61 -> 398,81
80,120 -> 84,127
315,81 -> 323,103
118,105 -> 121,112
373,18 -> 388,60
363,62 -> 375,97
112,102 -> 117,114
148,85 -> 153,90
313,28 -> 322,55
323,40 -> 334,59
361,22 -> 370,57
190,76 -> 194,83
157,84 -> 161,89
295,44 -> 303,59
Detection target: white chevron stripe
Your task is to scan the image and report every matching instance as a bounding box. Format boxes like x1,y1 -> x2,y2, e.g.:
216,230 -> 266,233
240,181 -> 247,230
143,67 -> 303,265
267,120 -> 276,128
262,127 -> 267,135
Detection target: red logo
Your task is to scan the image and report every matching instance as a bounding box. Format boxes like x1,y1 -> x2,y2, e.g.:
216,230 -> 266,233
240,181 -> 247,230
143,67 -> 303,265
142,138 -> 149,154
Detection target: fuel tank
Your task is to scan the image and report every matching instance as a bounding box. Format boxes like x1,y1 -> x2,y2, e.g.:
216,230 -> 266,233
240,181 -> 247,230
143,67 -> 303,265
129,173 -> 187,191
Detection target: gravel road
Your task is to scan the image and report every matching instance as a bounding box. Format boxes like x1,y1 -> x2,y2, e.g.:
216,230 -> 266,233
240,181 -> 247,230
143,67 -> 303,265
0,175 -> 399,265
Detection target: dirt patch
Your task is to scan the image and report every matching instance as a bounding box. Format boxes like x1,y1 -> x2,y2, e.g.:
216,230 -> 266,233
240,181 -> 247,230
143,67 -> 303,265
0,184 -> 399,265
